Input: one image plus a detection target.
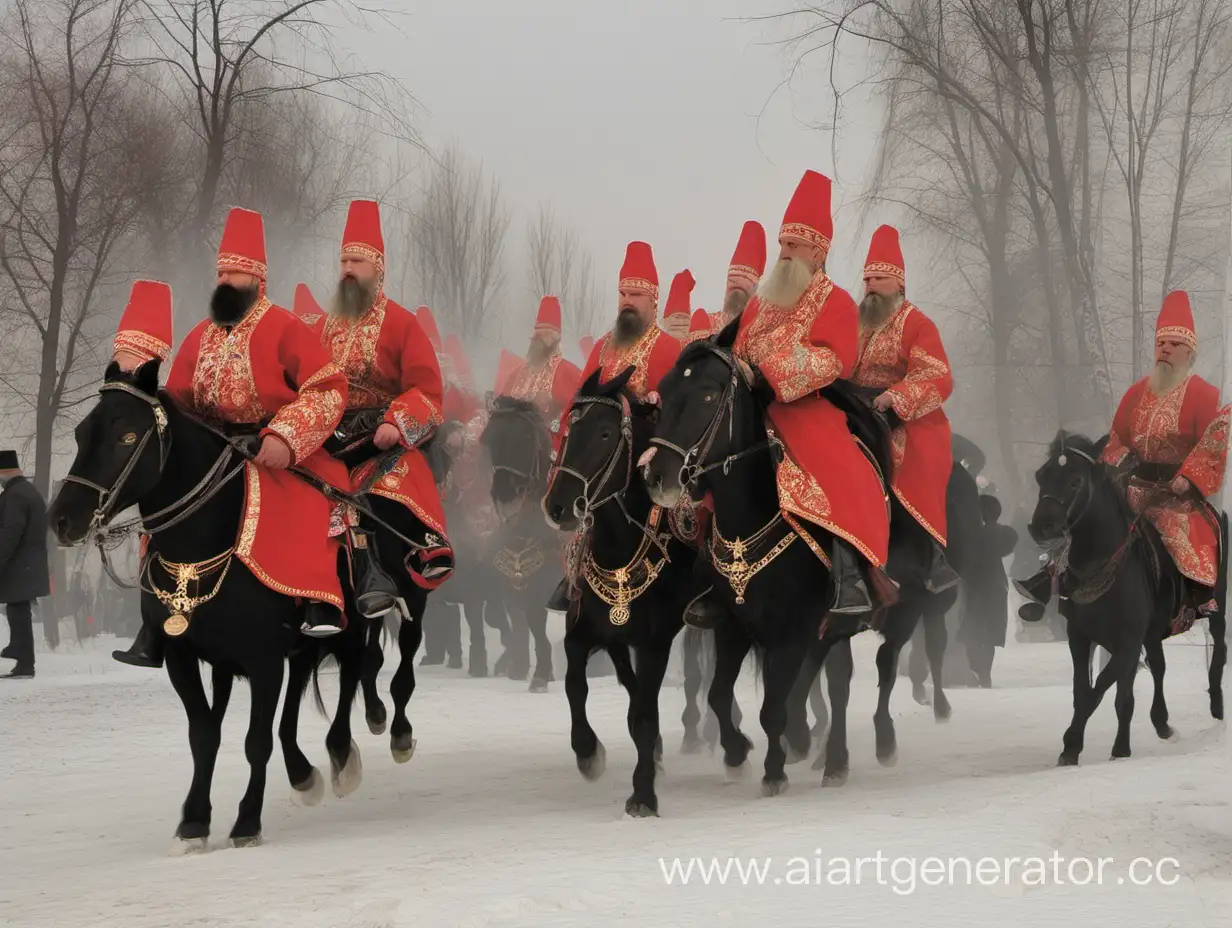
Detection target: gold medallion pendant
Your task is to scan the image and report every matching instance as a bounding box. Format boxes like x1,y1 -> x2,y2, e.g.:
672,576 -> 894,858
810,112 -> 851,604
609,604 -> 631,626
163,614 -> 190,636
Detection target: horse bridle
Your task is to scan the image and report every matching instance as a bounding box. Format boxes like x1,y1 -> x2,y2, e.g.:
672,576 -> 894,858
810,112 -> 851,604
645,341 -> 772,491
1042,441 -> 1099,535
488,402 -> 551,500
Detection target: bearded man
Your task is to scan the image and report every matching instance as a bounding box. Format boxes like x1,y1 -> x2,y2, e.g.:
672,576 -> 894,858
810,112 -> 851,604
707,220 -> 767,335
1015,291 -> 1229,622
851,224 -> 960,593
317,199 -> 454,602
112,208 -> 353,667
686,171 -> 892,626
661,270 -> 695,341
501,296 -> 582,427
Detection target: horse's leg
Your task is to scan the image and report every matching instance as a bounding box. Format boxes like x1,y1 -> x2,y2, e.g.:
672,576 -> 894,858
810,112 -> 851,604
1110,646 -> 1142,759
708,623 -> 753,773
444,601 -> 463,670
907,622 -> 931,705
680,628 -> 705,753
165,646 -> 222,852
326,633 -> 365,799
1059,627 -> 1096,766
505,602 -> 531,681
565,628 -> 603,780
1208,609 -> 1226,720
815,635 -> 854,785
527,598 -> 553,693
760,635 -> 811,796
389,607 -> 423,763
229,659 -> 284,846
278,648 -> 323,804
808,659 -> 829,746
488,601 -> 514,675
463,595 -> 489,677
921,600 -> 952,721
626,640 -> 672,816
783,638 -> 825,765
360,619 -> 388,735
1143,637 -> 1174,740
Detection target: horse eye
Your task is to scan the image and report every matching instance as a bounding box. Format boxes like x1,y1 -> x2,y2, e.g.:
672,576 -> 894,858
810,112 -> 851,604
120,432 -> 138,445
703,393 -> 714,403
600,430 -> 612,441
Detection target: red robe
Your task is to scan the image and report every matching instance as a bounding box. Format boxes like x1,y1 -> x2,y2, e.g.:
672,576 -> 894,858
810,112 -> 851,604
315,294 -> 449,550
1100,374 -> 1229,586
504,352 -> 582,419
444,383 -> 482,425
734,272 -> 890,567
852,301 -> 953,544
580,325 -> 679,399
166,298 -> 349,608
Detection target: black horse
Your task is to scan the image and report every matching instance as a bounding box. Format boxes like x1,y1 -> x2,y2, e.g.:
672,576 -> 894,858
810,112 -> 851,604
48,361 -> 365,848
1024,430 -> 1227,765
479,396 -> 561,690
542,367 -> 695,816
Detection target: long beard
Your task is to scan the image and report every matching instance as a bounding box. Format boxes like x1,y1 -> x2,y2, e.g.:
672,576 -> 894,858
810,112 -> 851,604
859,290 -> 903,330
613,307 -> 648,348
210,282 -> 259,326
330,276 -> 377,319
1148,359 -> 1190,395
757,256 -> 814,307
722,287 -> 750,320
527,334 -> 557,365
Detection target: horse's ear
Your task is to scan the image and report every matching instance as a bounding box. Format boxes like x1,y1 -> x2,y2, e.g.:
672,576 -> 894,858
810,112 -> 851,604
605,365 -> 635,395
135,358 -> 161,395
580,367 -> 603,396
103,360 -> 122,382
715,316 -> 739,349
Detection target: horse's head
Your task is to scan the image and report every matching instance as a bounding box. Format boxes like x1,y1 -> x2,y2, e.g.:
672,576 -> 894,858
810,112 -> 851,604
479,395 -> 551,520
1028,429 -> 1104,545
543,366 -> 656,531
643,319 -> 758,508
49,360 -> 170,545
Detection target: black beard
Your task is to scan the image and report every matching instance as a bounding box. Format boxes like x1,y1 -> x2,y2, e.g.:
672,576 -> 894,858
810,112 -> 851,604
210,282 -> 259,326
723,287 -> 750,318
331,275 -> 376,319
613,307 -> 647,347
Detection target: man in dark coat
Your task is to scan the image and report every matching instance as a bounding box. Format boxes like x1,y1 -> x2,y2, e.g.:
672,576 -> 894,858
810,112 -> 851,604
0,450 -> 51,678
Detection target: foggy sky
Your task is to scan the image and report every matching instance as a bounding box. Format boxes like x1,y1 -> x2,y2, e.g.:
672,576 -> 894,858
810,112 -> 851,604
367,0 -> 896,319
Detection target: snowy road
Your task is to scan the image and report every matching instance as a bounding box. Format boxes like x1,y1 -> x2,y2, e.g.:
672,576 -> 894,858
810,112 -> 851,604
2,626 -> 1230,927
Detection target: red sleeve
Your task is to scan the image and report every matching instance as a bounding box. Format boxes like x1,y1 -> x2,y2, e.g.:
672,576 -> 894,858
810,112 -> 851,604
164,322 -> 206,411
884,310 -> 953,420
553,358 -> 582,412
579,338 -> 604,384
1100,381 -> 1143,466
1179,380 -> 1228,496
646,330 -> 680,393
384,309 -> 444,448
261,316 -> 347,465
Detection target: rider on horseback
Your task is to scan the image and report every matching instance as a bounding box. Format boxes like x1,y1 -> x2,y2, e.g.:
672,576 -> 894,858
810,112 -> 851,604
501,295 -> 583,434
851,224 -> 960,594
114,208 -> 355,666
1015,290 -> 1230,622
661,269 -> 696,342
705,220 -> 767,335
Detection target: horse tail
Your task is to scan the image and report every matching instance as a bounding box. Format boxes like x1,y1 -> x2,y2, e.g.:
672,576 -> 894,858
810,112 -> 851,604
684,625 -> 714,680
310,648 -> 339,720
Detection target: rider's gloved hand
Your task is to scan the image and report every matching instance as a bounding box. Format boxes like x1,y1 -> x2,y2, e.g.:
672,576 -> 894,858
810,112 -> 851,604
748,365 -> 776,409
254,435 -> 292,470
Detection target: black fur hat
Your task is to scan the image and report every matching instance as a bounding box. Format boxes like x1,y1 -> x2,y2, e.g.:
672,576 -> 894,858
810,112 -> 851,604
0,450 -> 18,470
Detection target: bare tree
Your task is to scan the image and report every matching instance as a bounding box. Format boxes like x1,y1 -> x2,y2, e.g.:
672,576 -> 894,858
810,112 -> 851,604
407,144 -> 512,342
525,203 -> 607,343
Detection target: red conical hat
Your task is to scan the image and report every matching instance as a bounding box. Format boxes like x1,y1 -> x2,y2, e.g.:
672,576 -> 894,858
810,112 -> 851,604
443,334 -> 473,389
416,305 -> 442,350
341,199 -> 385,273
535,295 -> 562,333
618,241 -> 658,301
863,224 -> 906,291
114,279 -> 173,363
729,220 -> 767,285
578,335 -> 595,361
1156,290 -> 1197,350
495,349 -> 523,394
293,283 -> 323,320
779,170 -> 833,258
217,207 -> 267,280
663,269 -> 695,318
688,307 -> 710,334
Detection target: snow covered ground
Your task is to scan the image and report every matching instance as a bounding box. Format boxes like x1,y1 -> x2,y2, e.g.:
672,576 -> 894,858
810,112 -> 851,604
2,619 -> 1230,928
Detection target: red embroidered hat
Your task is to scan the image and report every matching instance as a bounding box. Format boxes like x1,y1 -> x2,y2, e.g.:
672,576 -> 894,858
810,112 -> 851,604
535,295 -> 562,333
495,348 -> 523,394
341,199 -> 385,273
779,170 -> 833,258
578,335 -> 595,361
217,207 -> 267,280
114,280 -> 173,363
293,283 -> 323,321
663,270 -> 695,319
1156,290 -> 1197,351
729,220 -> 767,286
618,241 -> 659,301
863,224 -> 906,291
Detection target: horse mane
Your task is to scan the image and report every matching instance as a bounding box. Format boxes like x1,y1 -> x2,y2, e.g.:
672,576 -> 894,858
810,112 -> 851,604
490,395 -> 540,418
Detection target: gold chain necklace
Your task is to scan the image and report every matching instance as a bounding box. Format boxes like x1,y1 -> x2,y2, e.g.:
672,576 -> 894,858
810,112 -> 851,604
581,506 -> 672,626
146,548 -> 234,636
709,514 -> 797,604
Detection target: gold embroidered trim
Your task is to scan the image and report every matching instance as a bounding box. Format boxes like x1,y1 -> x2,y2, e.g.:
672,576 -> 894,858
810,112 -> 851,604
863,261 -> 904,284
217,252 -> 267,279
341,242 -> 385,271
114,331 -> 171,363
727,264 -> 760,284
618,276 -> 660,301
1156,325 -> 1196,350
779,223 -> 831,255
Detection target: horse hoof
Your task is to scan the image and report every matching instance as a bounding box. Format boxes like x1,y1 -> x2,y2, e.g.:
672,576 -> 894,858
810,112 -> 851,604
624,797 -> 659,818
1057,753 -> 1079,767
1157,724 -> 1176,741
822,769 -> 848,787
168,836 -> 208,856
290,767 -> 324,807
391,735 -> 417,764
877,750 -> 898,768
724,760 -> 751,782
331,740 -> 363,798
229,834 -> 262,849
762,777 -> 788,797
1210,691 -> 1224,720
680,732 -> 704,755
1110,749 -> 1131,760
781,734 -> 809,765
529,679 -> 549,694
934,701 -> 952,723
912,683 -> 931,706
577,742 -> 607,781
367,717 -> 387,736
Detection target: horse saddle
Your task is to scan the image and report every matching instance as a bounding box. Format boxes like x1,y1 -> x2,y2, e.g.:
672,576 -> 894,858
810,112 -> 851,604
819,379 -> 897,491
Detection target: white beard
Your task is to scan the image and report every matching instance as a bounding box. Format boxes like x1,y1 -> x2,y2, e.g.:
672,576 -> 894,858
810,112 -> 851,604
1147,359 -> 1191,395
859,290 -> 903,331
757,256 -> 814,307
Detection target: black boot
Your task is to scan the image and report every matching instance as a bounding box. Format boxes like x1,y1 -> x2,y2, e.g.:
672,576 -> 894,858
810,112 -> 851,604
924,540 -> 961,593
112,622 -> 164,668
829,538 -> 874,614
350,528 -> 399,619
1011,567 -> 1053,606
300,601 -> 345,638
1185,579 -> 1218,617
547,577 -> 571,611
683,585 -> 724,629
